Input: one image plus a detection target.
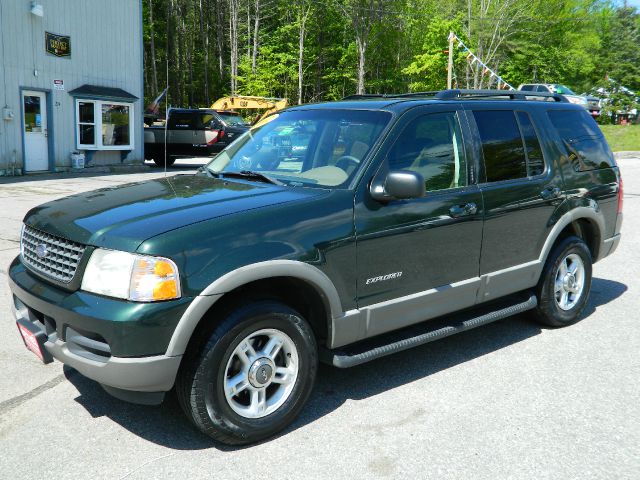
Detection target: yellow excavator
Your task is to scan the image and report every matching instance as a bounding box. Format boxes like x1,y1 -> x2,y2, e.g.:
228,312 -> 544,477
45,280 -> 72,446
210,96 -> 288,124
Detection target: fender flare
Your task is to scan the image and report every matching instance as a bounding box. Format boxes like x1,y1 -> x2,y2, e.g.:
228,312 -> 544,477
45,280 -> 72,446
165,260 -> 344,356
538,205 -> 605,265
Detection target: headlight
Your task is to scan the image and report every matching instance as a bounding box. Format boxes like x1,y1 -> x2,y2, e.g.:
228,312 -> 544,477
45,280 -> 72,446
81,249 -> 181,302
567,96 -> 588,106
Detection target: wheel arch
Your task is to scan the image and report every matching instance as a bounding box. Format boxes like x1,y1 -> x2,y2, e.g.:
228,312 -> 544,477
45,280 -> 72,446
539,206 -> 605,267
166,260 -> 342,357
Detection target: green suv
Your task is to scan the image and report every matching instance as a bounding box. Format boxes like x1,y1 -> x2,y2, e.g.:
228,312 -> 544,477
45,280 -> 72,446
9,90 -> 623,445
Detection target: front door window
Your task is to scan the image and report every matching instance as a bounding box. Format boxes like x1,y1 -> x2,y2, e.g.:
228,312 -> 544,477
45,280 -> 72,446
388,112 -> 468,191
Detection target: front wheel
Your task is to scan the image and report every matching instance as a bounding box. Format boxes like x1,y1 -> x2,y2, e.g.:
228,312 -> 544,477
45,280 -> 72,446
532,236 -> 593,327
176,301 -> 318,445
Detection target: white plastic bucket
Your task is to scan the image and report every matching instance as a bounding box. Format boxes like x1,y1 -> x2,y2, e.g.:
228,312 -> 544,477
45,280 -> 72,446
70,153 -> 85,169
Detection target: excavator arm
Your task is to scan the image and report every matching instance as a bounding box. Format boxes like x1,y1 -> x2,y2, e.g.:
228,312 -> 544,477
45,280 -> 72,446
211,96 -> 288,123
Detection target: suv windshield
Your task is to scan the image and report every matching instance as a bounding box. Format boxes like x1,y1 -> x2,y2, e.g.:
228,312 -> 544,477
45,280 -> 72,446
218,112 -> 249,127
206,109 -> 391,188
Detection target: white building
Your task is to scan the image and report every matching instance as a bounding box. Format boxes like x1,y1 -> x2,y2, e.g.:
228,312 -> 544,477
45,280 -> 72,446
0,0 -> 144,175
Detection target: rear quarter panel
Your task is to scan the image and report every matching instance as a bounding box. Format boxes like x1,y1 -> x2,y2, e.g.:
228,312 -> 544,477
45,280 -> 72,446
540,104 -> 620,241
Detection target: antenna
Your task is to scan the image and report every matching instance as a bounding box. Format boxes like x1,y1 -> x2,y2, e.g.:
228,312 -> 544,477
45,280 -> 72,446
164,6 -> 169,178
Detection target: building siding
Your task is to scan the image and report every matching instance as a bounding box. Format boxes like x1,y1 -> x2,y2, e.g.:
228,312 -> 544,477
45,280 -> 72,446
0,0 -> 143,175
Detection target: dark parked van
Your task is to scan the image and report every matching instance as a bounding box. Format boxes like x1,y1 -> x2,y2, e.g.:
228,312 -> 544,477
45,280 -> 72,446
10,90 -> 622,445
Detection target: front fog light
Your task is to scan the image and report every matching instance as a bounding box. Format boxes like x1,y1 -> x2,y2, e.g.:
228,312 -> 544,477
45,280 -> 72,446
81,249 -> 180,301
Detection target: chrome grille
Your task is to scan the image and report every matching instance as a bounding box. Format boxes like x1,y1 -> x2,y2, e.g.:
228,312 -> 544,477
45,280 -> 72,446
21,225 -> 86,283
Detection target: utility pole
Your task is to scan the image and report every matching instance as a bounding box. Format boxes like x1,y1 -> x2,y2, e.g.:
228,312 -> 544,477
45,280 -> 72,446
447,31 -> 454,89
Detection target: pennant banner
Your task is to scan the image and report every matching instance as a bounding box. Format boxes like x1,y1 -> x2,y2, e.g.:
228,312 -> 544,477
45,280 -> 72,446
449,32 -> 515,90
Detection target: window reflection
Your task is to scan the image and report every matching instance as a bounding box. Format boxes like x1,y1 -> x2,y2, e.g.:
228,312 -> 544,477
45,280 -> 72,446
102,104 -> 130,146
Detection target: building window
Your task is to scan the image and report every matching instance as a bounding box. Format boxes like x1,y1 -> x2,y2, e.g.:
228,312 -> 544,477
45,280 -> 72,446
78,101 -> 96,147
76,100 -> 133,150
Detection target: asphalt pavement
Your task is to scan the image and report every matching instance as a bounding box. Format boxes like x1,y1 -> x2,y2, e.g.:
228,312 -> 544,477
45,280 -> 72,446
0,158 -> 638,479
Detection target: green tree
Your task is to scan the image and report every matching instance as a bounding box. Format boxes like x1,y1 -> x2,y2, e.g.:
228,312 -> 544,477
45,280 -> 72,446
598,5 -> 640,91
403,17 -> 465,91
141,0 -> 639,107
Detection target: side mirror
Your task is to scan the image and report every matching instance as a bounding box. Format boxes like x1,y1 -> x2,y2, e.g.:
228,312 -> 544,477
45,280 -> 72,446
370,170 -> 425,202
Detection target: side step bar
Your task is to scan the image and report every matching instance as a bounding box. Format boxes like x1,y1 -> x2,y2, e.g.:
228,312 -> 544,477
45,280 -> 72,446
322,293 -> 538,368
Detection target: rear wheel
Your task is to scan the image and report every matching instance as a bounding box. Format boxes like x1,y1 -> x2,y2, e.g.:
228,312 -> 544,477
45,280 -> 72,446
176,301 -> 317,445
152,154 -> 176,168
532,236 -> 592,327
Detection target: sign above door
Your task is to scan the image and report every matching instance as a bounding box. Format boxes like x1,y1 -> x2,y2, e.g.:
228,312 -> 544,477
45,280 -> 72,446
45,32 -> 71,58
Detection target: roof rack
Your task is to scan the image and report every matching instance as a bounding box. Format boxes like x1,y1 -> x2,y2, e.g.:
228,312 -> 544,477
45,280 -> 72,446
342,92 -> 441,100
435,89 -> 568,102
342,89 -> 569,103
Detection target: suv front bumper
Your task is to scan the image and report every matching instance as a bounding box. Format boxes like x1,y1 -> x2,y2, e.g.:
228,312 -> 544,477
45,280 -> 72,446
8,256 -> 188,395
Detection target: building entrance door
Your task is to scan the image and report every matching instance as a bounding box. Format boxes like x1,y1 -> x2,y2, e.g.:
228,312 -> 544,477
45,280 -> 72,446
22,91 -> 49,171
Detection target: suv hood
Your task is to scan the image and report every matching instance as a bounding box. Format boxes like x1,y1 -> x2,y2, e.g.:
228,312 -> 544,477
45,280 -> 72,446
24,174 -> 327,251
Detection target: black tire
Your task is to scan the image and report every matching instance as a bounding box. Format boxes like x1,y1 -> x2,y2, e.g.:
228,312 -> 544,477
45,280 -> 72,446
176,301 -> 318,445
152,155 -> 176,168
532,235 -> 593,327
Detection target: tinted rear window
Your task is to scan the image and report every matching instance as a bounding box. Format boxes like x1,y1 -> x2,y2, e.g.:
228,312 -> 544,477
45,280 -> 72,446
547,109 -> 615,171
169,113 -> 196,129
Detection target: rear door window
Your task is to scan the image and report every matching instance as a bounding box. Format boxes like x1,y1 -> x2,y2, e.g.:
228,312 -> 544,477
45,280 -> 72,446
516,112 -> 545,176
547,109 -> 614,170
473,110 -> 546,182
168,113 -> 195,129
473,110 -> 527,182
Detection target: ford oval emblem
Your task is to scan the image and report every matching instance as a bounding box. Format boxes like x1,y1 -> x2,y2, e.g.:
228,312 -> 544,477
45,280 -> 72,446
36,244 -> 48,258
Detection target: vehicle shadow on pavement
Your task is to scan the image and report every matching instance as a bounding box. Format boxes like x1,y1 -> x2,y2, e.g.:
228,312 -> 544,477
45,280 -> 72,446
64,277 -> 626,451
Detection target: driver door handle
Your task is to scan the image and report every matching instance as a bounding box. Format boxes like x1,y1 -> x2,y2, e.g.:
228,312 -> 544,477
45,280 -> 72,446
449,202 -> 477,218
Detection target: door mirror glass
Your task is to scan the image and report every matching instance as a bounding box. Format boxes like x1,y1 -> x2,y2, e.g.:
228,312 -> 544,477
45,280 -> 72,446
370,170 -> 425,201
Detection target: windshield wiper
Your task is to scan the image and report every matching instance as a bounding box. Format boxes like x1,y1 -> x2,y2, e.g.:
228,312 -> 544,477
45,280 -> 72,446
197,166 -> 217,177
220,170 -> 283,185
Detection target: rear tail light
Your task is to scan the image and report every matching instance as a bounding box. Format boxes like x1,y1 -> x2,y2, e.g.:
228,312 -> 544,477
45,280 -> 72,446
617,176 -> 624,214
